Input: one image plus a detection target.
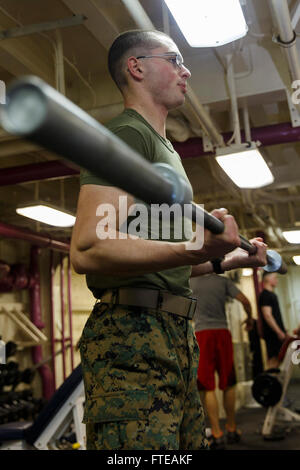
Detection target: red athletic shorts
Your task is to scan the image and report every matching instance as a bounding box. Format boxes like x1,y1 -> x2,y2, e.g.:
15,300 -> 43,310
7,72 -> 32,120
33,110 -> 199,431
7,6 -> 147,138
195,329 -> 236,391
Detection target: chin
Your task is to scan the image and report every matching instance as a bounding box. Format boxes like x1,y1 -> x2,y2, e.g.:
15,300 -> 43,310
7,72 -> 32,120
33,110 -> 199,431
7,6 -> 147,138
168,97 -> 185,110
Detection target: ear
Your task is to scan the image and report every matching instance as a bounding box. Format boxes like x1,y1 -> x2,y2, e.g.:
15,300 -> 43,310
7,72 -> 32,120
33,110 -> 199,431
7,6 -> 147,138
127,56 -> 144,81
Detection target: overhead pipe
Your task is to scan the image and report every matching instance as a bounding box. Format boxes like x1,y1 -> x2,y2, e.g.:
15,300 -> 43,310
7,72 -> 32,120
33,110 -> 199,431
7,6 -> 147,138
242,103 -> 251,142
0,221 -> 70,252
226,54 -> 241,145
0,160 -> 78,186
269,0 -> 300,83
54,29 -> 66,96
174,121 -> 300,159
1,120 -> 300,187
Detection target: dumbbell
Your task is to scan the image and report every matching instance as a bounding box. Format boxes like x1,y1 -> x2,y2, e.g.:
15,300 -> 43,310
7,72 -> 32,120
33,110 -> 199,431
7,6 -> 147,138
0,363 -> 35,389
0,399 -> 35,422
0,405 -> 9,424
0,361 -> 20,387
0,389 -> 33,404
0,402 -> 21,423
5,341 -> 17,359
252,368 -> 283,407
21,367 -> 36,385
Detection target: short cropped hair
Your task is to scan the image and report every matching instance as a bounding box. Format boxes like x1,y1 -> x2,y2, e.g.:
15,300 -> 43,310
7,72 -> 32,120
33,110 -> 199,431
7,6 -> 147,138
262,271 -> 276,280
108,30 -> 173,90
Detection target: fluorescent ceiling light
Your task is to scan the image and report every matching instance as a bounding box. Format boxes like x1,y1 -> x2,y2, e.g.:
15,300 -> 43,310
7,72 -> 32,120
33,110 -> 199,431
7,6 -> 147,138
242,268 -> 253,277
293,255 -> 300,265
282,230 -> 300,244
216,143 -> 274,189
16,203 -> 75,227
164,0 -> 248,47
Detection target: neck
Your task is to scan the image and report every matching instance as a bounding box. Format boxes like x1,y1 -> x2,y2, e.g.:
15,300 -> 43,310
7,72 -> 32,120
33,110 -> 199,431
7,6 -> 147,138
264,283 -> 274,292
124,91 -> 168,138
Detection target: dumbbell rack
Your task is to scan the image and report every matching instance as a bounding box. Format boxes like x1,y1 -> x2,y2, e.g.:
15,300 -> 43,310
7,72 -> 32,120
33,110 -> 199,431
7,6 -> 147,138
0,359 -> 45,425
262,341 -> 300,438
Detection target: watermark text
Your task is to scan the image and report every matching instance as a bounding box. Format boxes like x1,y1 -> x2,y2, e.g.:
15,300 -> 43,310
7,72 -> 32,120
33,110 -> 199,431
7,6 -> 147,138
95,196 -> 204,250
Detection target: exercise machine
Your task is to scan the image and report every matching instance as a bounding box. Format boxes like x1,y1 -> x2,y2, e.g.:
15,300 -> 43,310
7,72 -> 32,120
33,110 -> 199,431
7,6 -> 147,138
0,364 -> 85,450
252,336 -> 300,440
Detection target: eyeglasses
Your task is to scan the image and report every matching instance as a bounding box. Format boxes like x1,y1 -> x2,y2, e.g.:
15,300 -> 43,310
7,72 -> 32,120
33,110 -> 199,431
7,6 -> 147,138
136,53 -> 185,69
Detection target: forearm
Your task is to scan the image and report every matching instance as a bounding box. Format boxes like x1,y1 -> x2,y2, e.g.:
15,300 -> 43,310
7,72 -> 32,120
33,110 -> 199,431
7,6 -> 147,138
243,303 -> 252,318
263,312 -> 285,336
191,246 -> 266,278
71,231 -> 198,276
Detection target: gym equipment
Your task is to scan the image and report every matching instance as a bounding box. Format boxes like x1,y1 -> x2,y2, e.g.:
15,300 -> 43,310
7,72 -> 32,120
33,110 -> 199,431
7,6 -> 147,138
252,336 -> 300,440
0,392 -> 45,425
252,368 -> 282,407
0,364 -> 85,450
1,76 -> 287,274
5,341 -> 17,359
0,362 -> 35,389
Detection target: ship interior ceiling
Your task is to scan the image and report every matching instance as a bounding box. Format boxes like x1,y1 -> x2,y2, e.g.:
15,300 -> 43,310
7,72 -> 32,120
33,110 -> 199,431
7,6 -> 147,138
0,0 -> 300,452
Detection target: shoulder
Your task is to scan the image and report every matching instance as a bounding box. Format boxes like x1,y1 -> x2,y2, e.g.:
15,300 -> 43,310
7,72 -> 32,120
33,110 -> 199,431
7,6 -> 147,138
107,111 -> 154,159
107,110 -> 153,140
259,289 -> 274,305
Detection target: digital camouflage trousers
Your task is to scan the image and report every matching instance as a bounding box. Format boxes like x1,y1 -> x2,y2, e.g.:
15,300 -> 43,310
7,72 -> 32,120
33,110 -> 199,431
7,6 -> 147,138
79,301 -> 208,450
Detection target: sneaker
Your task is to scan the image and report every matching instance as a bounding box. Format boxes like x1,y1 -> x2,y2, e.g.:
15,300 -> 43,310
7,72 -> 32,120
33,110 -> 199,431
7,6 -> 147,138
226,429 -> 241,444
208,434 -> 226,450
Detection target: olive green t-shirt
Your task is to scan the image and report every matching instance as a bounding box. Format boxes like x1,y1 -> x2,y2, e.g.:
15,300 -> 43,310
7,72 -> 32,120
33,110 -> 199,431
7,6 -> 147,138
80,108 -> 193,298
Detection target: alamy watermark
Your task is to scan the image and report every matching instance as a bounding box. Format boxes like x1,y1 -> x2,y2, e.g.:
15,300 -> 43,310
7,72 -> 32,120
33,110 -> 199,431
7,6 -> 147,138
95,196 -> 204,250
0,80 -> 5,105
291,340 -> 300,365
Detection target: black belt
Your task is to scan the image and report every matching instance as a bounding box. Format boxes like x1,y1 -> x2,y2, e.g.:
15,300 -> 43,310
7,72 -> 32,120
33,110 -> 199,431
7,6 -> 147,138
100,288 -> 197,320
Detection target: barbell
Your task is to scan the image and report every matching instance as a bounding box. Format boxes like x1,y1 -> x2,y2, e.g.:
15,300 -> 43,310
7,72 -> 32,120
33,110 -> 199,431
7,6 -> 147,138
0,75 -> 287,273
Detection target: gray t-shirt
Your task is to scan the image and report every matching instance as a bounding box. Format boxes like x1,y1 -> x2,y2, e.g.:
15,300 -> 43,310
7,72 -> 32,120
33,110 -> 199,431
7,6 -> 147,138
190,274 -> 240,332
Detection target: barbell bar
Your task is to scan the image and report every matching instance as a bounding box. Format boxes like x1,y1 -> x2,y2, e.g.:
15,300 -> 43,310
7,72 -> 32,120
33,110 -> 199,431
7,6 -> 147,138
0,76 -> 287,274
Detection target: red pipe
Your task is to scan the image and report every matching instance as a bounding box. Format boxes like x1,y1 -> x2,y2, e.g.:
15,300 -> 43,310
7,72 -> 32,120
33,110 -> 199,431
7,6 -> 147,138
49,250 -> 57,390
0,221 -> 70,253
29,246 -> 55,400
60,253 -> 67,381
174,122 -> 300,158
0,223 -> 70,396
0,121 -> 300,188
67,255 -> 74,371
0,160 -> 79,186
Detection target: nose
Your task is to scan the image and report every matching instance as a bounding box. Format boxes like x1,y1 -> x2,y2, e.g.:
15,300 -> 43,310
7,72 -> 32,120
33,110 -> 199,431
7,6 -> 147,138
180,63 -> 191,79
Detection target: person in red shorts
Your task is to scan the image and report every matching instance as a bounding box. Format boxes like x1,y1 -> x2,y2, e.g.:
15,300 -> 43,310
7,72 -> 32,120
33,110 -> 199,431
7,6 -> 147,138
190,273 -> 253,449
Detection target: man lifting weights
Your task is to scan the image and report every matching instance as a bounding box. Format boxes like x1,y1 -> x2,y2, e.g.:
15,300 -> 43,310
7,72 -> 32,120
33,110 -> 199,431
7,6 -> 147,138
70,29 -> 267,450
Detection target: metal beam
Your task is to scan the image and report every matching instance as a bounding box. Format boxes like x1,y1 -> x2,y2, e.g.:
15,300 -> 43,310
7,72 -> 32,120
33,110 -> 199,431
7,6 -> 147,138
0,15 -> 86,40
